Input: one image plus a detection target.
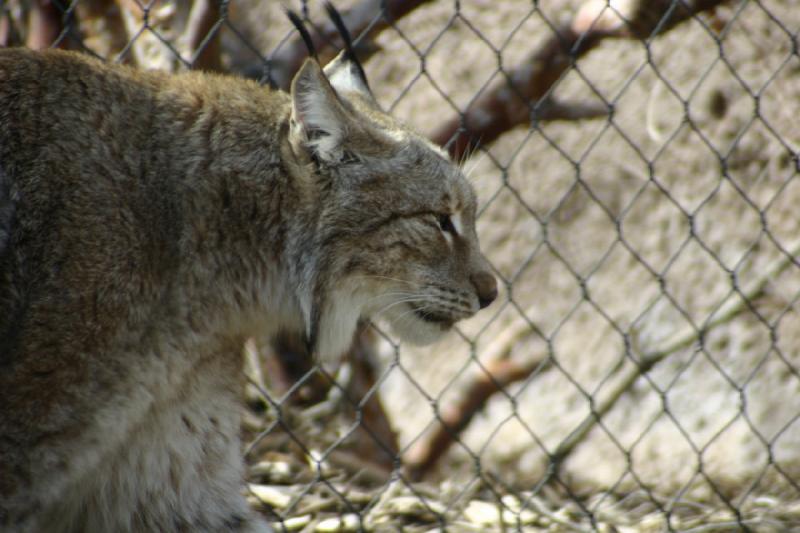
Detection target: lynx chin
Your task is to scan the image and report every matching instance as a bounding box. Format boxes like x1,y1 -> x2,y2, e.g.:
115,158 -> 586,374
0,25 -> 497,533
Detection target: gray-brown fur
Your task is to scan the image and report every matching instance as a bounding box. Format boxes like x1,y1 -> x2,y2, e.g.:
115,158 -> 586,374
0,45 -> 495,533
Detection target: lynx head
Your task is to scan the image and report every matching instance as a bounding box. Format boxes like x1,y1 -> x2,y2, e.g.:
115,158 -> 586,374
282,11 -> 496,362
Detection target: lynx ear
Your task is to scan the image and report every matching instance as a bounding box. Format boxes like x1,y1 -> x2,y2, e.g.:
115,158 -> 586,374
289,59 -> 349,163
323,51 -> 375,103
321,2 -> 376,104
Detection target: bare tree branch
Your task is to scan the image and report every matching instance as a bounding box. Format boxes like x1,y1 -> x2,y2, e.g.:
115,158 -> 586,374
537,97 -> 609,122
550,238 -> 800,468
340,327 -> 399,473
266,330 -> 330,406
400,301 -> 548,477
0,8 -> 15,47
404,354 -> 548,480
430,0 -> 733,161
26,0 -> 65,50
185,0 -> 223,72
264,326 -> 399,473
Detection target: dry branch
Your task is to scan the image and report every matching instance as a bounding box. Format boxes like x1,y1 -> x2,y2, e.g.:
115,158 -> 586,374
263,327 -> 399,473
340,327 -> 400,473
0,12 -> 8,47
26,1 -> 61,49
404,353 -> 549,480
0,9 -> 18,47
185,0 -> 223,72
25,0 -> 83,50
114,1 -> 224,71
266,330 -> 331,406
551,239 -> 800,466
430,0 -> 733,160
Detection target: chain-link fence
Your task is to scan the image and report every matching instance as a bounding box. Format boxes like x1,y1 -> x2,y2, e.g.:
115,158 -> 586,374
5,0 -> 800,530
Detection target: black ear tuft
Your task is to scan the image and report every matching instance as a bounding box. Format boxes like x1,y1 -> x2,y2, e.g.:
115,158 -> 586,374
285,8 -> 318,61
323,2 -> 370,92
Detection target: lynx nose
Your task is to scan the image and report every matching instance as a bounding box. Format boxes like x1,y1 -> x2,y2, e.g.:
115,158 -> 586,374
471,271 -> 497,309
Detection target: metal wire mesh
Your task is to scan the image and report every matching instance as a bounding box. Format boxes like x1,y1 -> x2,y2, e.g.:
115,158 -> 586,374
6,0 -> 800,529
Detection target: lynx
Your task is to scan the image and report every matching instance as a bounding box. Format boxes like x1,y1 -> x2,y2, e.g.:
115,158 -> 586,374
0,14 -> 497,533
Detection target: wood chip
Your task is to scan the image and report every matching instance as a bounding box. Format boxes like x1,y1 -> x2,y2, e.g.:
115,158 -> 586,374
248,483 -> 294,509
316,513 -> 361,532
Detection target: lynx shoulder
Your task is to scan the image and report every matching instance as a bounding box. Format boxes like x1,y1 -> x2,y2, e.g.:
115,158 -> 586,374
0,38 -> 496,533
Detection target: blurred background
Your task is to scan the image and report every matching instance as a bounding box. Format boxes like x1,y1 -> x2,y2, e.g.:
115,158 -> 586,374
5,0 -> 800,530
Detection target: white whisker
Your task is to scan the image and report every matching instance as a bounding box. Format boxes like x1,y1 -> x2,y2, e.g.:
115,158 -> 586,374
362,291 -> 420,308
376,296 -> 430,316
463,149 -> 488,181
351,274 -> 419,287
392,300 -> 440,323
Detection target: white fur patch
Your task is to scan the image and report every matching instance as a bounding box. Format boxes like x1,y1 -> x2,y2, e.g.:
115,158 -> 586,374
328,66 -> 369,97
381,301 -> 449,346
316,285 -> 365,366
384,128 -> 408,142
294,84 -> 344,161
422,137 -> 451,160
452,210 -> 464,236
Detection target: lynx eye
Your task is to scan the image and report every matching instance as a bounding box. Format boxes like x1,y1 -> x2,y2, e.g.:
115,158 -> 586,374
438,213 -> 457,234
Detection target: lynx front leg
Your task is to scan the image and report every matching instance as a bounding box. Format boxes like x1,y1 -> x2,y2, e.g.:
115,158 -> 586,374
119,354 -> 274,533
31,347 -> 274,533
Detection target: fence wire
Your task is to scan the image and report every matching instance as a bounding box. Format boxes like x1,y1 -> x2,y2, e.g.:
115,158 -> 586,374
5,0 -> 800,530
